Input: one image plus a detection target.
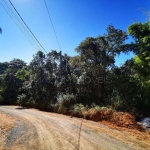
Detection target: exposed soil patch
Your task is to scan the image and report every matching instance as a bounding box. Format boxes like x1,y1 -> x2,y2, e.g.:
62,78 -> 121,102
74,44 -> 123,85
67,109 -> 143,130
110,112 -> 139,129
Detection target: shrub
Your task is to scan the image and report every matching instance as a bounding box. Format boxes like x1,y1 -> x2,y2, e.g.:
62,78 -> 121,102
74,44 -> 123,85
17,94 -> 27,105
56,93 -> 76,113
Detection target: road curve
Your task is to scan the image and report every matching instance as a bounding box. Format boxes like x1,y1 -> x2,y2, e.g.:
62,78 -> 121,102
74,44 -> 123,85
0,106 -> 150,150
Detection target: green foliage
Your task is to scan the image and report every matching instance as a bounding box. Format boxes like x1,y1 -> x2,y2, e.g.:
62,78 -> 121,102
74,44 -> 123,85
54,93 -> 76,113
73,103 -> 85,115
0,23 -> 150,114
128,22 -> 150,42
15,67 -> 31,81
75,24 -> 128,104
1,73 -> 22,104
0,62 -> 8,75
17,94 -> 27,105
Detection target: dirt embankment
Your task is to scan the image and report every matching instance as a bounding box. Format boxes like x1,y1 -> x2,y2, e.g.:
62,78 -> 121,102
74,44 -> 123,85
66,108 -> 145,130
0,106 -> 150,150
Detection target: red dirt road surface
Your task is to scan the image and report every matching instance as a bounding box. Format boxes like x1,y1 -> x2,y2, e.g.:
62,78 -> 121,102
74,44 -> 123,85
0,106 -> 150,150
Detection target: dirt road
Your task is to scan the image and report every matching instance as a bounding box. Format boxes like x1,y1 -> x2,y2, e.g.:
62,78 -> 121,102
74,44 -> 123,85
0,106 -> 150,150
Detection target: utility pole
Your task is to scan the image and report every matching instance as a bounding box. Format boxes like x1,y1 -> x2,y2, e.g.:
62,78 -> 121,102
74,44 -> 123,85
59,51 -> 62,78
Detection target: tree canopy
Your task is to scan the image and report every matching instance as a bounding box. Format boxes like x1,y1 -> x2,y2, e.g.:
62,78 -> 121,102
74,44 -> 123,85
0,23 -> 150,114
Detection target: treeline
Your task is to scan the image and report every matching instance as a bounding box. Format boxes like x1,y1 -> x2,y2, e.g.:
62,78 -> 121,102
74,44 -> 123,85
0,23 -> 150,114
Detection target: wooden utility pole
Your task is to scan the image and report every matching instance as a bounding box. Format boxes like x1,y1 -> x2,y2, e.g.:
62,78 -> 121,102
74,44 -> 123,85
59,51 -> 62,78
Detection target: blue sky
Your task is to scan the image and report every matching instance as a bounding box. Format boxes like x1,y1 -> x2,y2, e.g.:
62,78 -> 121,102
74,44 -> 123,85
0,0 -> 149,66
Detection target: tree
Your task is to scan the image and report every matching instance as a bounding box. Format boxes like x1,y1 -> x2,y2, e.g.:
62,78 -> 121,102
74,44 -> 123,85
115,22 -> 150,110
0,59 -> 26,104
0,73 -> 22,104
17,51 -> 57,108
0,62 -> 8,75
9,58 -> 26,69
75,24 -> 128,104
128,22 -> 150,76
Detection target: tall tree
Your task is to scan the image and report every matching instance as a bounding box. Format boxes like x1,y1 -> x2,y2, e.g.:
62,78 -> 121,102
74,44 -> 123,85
115,22 -> 150,110
75,24 -> 128,104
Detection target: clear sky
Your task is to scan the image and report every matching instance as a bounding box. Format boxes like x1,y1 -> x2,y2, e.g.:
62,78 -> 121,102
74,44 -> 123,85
0,0 -> 149,66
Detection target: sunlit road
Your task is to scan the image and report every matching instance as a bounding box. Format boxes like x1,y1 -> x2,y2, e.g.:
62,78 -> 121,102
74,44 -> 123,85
0,106 -> 149,150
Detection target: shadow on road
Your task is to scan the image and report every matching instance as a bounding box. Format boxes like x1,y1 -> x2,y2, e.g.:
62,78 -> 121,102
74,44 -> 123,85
15,107 -> 30,110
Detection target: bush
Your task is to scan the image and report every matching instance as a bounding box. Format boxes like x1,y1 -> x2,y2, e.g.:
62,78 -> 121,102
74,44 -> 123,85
17,94 -> 27,105
56,93 -> 76,113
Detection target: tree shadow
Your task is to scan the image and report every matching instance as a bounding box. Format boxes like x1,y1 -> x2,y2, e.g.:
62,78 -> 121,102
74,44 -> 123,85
15,107 -> 30,110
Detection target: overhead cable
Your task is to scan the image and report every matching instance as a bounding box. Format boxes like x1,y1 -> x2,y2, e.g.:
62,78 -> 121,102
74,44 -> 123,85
8,0 -> 47,53
1,0 -> 40,50
43,0 -> 61,52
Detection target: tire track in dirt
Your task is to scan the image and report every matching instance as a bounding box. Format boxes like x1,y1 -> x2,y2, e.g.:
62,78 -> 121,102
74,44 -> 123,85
0,107 -> 61,150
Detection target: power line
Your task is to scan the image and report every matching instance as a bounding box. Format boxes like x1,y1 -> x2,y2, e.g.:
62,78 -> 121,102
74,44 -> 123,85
1,0 -> 45,52
43,0 -> 62,52
3,0 -> 42,51
8,0 -> 47,53
0,0 -> 41,51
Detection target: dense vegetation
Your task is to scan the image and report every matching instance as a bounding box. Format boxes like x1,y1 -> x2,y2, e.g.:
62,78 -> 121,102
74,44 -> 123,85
0,23 -> 150,116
